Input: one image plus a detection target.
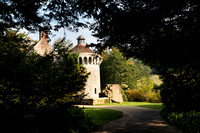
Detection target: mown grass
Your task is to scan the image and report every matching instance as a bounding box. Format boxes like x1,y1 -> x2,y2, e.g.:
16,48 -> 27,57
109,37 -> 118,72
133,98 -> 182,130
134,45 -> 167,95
96,102 -> 163,110
84,108 -> 123,126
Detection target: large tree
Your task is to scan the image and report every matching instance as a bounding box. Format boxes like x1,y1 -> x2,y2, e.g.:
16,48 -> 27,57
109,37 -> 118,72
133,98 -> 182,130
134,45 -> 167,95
0,29 -> 91,132
0,0 -> 85,33
101,48 -> 151,90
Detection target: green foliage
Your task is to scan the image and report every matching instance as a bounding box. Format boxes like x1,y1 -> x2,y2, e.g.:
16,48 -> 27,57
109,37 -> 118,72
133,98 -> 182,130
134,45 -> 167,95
125,89 -> 145,102
53,37 -> 73,53
121,89 -> 128,102
161,109 -> 200,133
100,48 -> 129,88
138,77 -> 154,93
0,0 -> 86,33
125,77 -> 161,103
161,66 -> 200,112
100,48 -> 152,90
0,29 -> 94,132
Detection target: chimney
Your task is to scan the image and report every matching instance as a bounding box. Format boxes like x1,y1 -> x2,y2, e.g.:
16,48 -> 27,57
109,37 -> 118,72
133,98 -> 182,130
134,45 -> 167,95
39,29 -> 48,43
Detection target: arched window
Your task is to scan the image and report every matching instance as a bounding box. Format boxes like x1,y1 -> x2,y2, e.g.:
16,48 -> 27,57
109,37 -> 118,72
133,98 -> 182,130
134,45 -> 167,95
96,57 -> 99,64
79,57 -> 82,65
93,57 -> 96,64
84,57 -> 87,64
89,57 -> 92,64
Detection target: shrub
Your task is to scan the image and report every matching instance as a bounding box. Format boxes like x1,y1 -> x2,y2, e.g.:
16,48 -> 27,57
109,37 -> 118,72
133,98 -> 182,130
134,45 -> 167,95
148,90 -> 161,103
125,89 -> 161,103
121,89 -> 128,102
161,109 -> 200,133
125,89 -> 146,102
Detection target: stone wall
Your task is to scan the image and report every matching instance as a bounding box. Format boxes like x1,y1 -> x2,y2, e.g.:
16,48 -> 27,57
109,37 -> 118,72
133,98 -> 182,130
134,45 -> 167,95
81,98 -> 109,105
106,84 -> 123,103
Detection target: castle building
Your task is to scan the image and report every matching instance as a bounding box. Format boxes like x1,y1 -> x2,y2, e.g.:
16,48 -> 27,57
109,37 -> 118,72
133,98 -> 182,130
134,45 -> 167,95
70,35 -> 103,101
31,32 -> 123,104
33,30 -> 53,56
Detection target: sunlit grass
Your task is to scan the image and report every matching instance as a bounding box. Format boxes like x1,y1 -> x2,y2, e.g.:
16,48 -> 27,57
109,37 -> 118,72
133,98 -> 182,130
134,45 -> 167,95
96,102 -> 163,110
84,108 -> 123,126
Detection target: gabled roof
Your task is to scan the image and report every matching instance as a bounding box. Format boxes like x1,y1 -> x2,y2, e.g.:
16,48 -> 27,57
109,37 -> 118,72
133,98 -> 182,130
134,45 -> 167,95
70,44 -> 94,54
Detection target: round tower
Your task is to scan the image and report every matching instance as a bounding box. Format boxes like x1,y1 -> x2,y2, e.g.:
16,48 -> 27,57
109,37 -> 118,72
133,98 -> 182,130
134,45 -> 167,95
70,35 -> 103,101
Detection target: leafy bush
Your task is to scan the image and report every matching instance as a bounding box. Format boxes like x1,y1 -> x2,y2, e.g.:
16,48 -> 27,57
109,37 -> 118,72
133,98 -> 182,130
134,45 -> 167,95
125,77 -> 161,103
121,89 -> 128,102
161,109 -> 200,133
125,89 -> 146,102
125,89 -> 161,103
148,90 -> 161,103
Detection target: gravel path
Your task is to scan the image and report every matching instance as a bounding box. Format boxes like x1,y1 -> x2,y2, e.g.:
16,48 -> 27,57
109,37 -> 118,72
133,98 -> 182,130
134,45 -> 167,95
82,106 -> 183,133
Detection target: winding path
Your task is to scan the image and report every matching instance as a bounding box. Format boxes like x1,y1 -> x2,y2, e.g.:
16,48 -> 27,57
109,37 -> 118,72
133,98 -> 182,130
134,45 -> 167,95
82,106 -> 183,133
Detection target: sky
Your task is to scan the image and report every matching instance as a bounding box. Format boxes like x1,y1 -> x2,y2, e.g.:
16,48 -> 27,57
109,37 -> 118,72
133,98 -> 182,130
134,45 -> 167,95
23,27 -> 98,47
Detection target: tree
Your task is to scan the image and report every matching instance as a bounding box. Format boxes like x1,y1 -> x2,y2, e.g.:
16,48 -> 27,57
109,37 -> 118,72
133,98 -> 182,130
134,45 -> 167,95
100,48 -> 129,88
0,29 -> 92,132
0,0 -> 86,33
100,48 -> 152,90
53,37 -> 73,54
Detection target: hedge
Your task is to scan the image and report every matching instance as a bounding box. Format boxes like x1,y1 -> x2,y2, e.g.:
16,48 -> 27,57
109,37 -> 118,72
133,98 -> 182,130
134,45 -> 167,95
161,109 -> 200,133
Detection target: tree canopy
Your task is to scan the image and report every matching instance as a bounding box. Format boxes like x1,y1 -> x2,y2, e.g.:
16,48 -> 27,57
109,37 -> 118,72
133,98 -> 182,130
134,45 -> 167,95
100,48 -> 151,90
0,0 -> 85,33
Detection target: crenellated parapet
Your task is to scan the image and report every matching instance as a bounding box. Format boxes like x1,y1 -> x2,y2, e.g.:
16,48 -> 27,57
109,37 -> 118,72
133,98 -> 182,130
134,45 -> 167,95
78,54 -> 103,65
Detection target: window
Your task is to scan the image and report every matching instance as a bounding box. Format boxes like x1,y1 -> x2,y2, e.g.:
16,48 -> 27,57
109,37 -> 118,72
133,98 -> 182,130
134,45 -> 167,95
89,57 -> 92,64
79,57 -> 82,65
93,57 -> 96,64
94,88 -> 97,94
84,57 -> 87,64
96,57 -> 99,64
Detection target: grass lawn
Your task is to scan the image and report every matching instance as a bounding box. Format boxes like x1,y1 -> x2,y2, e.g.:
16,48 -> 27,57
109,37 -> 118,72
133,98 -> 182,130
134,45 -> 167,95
96,102 -> 163,110
84,108 -> 123,126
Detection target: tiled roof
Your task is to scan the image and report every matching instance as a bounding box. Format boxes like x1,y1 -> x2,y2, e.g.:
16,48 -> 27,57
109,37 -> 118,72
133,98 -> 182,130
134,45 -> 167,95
70,44 -> 94,54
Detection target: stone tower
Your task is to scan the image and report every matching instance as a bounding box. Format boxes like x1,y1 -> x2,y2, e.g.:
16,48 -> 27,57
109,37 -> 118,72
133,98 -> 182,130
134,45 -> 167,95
70,35 -> 103,101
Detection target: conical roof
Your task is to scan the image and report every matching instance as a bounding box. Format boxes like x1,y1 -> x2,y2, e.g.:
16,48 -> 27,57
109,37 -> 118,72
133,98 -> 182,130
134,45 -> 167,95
70,35 -> 94,54
70,44 -> 94,54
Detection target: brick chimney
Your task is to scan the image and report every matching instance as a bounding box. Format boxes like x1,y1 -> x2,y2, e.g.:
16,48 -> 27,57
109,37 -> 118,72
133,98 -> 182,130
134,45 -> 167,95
39,29 -> 48,43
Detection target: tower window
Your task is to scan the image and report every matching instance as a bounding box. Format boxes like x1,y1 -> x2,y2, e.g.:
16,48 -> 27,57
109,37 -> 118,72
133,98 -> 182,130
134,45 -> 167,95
96,57 -> 99,64
79,57 -> 82,65
84,57 -> 87,64
89,57 -> 92,64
